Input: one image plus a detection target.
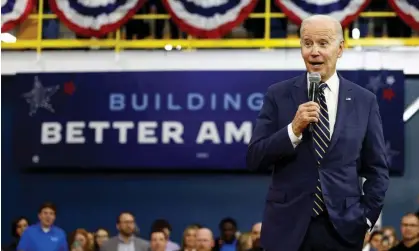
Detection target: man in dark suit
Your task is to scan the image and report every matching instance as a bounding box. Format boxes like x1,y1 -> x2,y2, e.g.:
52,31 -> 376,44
246,15 -> 389,251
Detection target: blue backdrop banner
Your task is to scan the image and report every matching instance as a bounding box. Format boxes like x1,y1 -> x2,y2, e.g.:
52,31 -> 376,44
8,70 -> 404,174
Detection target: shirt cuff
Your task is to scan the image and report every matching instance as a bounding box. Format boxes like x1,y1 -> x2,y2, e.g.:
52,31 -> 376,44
287,123 -> 302,148
366,218 -> 372,230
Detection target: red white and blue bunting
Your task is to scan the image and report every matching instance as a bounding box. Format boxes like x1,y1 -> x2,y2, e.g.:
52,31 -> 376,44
163,0 -> 259,38
48,0 -> 146,37
1,0 -> 34,32
275,0 -> 371,27
388,0 -> 419,31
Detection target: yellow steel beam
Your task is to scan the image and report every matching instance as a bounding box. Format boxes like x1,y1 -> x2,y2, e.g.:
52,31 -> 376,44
264,0 -> 271,49
36,0 -> 44,54
10,8 -> 411,52
3,38 -> 419,49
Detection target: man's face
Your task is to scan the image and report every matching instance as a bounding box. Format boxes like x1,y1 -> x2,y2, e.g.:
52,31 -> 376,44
251,223 -> 261,242
300,19 -> 343,81
38,207 -> 56,227
184,228 -> 197,248
221,222 -> 236,241
150,232 -> 167,251
162,228 -> 170,239
370,233 -> 383,249
117,213 -> 136,236
400,215 -> 419,241
196,230 -> 214,251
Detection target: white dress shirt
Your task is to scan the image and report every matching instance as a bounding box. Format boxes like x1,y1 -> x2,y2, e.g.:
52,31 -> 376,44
286,71 -> 372,228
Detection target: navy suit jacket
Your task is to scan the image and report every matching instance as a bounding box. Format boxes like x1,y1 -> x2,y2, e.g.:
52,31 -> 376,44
247,73 -> 389,251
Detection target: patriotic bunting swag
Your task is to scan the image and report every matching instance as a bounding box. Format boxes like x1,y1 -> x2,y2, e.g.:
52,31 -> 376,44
1,0 -> 34,32
163,0 -> 258,38
388,0 -> 419,31
275,0 -> 371,27
48,0 -> 146,37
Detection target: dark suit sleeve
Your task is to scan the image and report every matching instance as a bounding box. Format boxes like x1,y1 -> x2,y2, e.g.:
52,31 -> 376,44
360,95 -> 390,227
246,88 -> 296,171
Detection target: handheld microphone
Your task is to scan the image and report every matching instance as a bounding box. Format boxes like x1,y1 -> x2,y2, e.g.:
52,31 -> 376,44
308,72 -> 321,132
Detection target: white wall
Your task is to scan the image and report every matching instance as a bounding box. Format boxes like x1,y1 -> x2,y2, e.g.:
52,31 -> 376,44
2,48 -> 419,74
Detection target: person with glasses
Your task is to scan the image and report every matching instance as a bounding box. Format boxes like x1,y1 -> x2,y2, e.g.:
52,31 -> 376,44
390,213 -> 419,251
100,212 -> 149,251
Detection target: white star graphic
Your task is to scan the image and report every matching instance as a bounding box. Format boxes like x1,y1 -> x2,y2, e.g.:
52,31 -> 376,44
22,76 -> 60,116
386,76 -> 395,86
385,141 -> 399,167
366,75 -> 385,94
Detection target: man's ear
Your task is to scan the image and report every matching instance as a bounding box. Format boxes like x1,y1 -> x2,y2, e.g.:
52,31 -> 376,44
338,40 -> 344,58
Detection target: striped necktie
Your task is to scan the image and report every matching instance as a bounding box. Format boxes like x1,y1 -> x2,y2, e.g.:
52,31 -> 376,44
312,82 -> 330,217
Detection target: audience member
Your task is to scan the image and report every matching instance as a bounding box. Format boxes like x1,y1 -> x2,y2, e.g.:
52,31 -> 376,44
17,202 -> 68,251
214,218 -> 238,251
4,217 -> 29,251
87,232 -> 94,251
196,228 -> 214,251
68,228 -> 92,251
4,207 -> 418,251
250,223 -> 261,243
249,237 -> 261,251
151,219 -> 180,251
382,226 -> 399,248
179,225 -> 199,251
363,232 -> 377,251
93,228 -> 109,251
390,213 -> 419,251
100,212 -> 149,251
236,232 -> 252,251
370,230 -> 384,251
150,230 -> 168,251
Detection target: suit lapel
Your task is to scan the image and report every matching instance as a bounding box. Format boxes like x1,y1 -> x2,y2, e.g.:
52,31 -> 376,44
291,73 -> 309,108
327,75 -> 353,153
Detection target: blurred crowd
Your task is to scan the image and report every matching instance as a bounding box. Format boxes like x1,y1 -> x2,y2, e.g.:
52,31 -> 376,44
2,202 -> 419,251
10,1 -> 416,42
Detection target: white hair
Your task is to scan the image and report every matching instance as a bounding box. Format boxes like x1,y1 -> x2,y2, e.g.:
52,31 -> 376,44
300,15 -> 344,44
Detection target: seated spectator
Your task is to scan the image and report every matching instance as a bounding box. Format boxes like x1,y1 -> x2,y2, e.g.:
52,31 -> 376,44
390,213 -> 419,251
236,232 -> 252,251
214,218 -> 238,251
363,232 -> 377,251
382,226 -> 399,249
87,232 -> 94,251
93,228 -> 109,251
249,237 -> 261,251
100,212 -> 149,251
150,230 -> 168,251
68,228 -> 92,251
250,223 -> 261,244
196,228 -> 214,251
369,230 -> 384,251
151,219 -> 180,251
180,225 -> 199,251
4,217 -> 29,251
17,202 -> 68,251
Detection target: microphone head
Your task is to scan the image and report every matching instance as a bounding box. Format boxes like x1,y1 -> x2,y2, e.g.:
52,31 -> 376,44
308,72 -> 321,84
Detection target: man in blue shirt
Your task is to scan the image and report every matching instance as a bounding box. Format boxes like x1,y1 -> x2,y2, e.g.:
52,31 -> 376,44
214,218 -> 238,251
17,202 -> 68,251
